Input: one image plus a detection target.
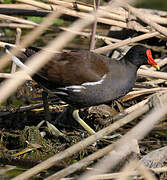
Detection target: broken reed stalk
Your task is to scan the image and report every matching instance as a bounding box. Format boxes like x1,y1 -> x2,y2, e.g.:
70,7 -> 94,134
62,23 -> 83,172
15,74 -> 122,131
78,92 -> 167,180
12,100 -> 150,180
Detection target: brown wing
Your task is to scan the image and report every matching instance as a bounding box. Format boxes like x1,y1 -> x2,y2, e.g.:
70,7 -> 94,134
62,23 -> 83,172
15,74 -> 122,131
37,50 -> 110,87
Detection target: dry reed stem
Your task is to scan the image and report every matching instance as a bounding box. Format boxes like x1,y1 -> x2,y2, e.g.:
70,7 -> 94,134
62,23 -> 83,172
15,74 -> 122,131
45,0 -> 167,25
136,161 -> 157,180
157,57 -> 167,68
45,144 -> 115,180
124,98 -> 148,114
117,160 -> 140,180
152,166 -> 167,173
44,0 -> 126,22
89,0 -> 100,50
93,31 -> 159,54
0,10 -> 61,71
120,87 -> 167,102
53,164 -> 167,180
128,88 -> 167,95
0,23 -> 35,29
16,0 -> 52,10
78,92 -> 167,179
17,0 -> 149,33
137,69 -> 167,80
45,140 -> 138,180
120,2 -> 167,37
0,4 -> 39,9
12,99 -> 149,180
0,73 -> 31,80
11,28 -> 22,73
117,160 -> 156,180
0,14 -> 38,26
60,27 -> 120,42
0,41 -> 16,48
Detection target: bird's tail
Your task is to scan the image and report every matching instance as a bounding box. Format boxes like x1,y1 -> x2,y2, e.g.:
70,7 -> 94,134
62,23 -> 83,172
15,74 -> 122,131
5,45 -> 55,91
5,45 -> 31,71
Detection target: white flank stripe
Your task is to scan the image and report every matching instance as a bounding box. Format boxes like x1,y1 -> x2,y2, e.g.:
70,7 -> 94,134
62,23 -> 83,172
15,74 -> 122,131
67,85 -> 86,89
56,74 -> 107,93
54,91 -> 68,96
82,74 -> 107,86
6,49 -> 31,71
72,89 -> 82,92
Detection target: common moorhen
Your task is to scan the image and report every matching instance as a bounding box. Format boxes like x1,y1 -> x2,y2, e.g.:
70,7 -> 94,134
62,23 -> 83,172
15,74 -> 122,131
6,45 -> 159,134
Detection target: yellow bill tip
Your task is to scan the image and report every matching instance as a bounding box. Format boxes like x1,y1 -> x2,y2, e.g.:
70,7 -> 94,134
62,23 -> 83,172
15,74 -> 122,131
153,65 -> 160,70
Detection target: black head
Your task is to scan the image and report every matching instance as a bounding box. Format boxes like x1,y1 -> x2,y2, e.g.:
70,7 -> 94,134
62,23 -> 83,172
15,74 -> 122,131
124,45 -> 159,70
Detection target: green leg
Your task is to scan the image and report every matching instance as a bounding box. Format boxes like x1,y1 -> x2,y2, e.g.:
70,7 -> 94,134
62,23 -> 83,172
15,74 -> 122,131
72,109 -> 95,135
72,109 -> 120,139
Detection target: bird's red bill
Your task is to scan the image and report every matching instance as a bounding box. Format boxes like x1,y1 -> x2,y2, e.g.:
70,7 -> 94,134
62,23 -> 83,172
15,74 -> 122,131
146,49 -> 157,66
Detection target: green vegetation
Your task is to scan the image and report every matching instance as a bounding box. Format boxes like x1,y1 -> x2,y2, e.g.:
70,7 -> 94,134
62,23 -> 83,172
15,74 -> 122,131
27,16 -> 64,26
136,0 -> 167,11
